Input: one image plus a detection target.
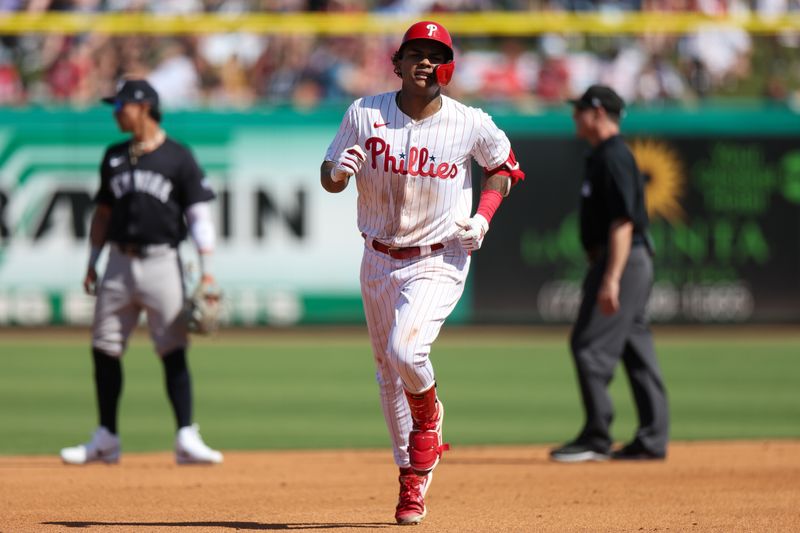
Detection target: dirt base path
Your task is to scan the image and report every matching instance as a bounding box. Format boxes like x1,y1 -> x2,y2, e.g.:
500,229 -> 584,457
2,440 -> 799,532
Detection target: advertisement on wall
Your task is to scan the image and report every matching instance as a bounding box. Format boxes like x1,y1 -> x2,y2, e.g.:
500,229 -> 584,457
0,109 -> 366,326
473,134 -> 800,324
1,107 -> 799,325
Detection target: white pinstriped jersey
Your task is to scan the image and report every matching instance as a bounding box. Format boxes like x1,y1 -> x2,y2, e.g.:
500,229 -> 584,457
325,91 -> 511,247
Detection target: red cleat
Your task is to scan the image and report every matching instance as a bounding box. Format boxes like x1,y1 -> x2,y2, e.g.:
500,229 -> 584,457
395,468 -> 431,525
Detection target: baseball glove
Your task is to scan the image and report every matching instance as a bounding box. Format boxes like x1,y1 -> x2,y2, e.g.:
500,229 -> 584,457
185,276 -> 223,335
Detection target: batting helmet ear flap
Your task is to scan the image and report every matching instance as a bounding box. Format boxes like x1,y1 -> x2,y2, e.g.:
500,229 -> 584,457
435,62 -> 455,86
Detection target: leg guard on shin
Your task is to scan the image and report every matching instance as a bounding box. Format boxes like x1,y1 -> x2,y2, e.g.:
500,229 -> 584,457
405,386 -> 449,476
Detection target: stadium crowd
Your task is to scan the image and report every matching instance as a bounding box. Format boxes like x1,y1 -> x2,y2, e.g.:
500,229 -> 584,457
0,0 -> 797,109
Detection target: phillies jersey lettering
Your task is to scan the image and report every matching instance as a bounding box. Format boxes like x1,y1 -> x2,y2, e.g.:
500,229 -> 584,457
325,91 -> 511,247
365,138 -> 458,179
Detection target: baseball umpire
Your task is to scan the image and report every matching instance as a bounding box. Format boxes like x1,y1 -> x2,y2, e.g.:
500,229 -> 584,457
60,79 -> 223,465
550,85 -> 669,463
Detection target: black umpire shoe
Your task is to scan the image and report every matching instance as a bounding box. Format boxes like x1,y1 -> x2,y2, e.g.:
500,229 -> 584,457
610,441 -> 666,461
549,441 -> 610,463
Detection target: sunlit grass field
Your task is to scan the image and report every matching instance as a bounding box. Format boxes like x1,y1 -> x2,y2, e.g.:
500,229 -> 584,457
0,326 -> 797,455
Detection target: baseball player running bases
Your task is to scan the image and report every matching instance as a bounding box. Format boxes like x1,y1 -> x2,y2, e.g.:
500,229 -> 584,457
321,21 -> 525,525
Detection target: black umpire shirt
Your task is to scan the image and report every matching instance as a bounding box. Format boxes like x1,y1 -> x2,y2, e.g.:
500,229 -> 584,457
95,138 -> 215,247
579,134 -> 649,253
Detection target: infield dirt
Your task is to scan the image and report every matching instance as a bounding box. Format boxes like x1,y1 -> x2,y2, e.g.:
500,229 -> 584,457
1,440 -> 798,532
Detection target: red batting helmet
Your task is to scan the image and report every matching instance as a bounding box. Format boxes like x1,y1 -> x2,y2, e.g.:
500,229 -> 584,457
399,20 -> 455,86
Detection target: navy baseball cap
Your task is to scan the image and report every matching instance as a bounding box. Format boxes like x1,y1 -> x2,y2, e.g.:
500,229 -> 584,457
102,79 -> 159,108
568,84 -> 625,115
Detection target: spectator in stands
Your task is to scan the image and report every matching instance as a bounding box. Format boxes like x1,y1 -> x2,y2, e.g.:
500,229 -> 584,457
148,39 -> 202,108
596,39 -> 647,104
636,53 -> 686,103
198,32 -> 264,107
0,46 -> 24,105
47,37 -> 95,104
0,0 -> 24,11
0,2 -> 793,109
483,38 -> 538,103
535,34 -> 571,103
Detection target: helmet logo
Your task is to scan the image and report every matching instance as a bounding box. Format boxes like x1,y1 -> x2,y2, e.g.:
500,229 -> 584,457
426,23 -> 437,37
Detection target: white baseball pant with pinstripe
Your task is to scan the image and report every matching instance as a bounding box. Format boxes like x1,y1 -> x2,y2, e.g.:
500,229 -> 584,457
326,91 -> 512,468
361,241 -> 469,467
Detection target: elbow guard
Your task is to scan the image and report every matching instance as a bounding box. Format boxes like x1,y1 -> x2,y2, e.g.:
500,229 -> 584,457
484,148 -> 526,188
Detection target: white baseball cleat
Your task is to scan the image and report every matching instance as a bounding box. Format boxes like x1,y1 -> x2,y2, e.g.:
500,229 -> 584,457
60,426 -> 121,465
175,424 -> 223,465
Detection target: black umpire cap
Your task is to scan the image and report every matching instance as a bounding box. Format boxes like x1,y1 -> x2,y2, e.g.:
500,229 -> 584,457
568,84 -> 625,116
102,79 -> 159,108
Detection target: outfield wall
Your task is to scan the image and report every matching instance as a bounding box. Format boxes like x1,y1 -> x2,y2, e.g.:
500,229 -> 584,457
0,105 -> 797,325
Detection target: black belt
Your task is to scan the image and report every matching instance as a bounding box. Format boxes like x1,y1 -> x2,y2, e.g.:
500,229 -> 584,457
586,239 -> 647,263
362,233 -> 445,260
114,242 -> 172,258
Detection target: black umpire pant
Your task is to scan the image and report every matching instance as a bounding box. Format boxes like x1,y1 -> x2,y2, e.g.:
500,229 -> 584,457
570,245 -> 669,455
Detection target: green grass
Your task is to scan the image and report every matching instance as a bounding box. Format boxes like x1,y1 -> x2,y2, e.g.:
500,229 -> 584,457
0,328 -> 798,455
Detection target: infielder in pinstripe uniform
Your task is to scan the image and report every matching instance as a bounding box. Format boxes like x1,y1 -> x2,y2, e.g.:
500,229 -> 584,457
321,21 -> 525,525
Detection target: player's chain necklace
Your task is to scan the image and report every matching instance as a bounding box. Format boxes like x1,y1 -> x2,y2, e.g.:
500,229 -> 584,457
129,129 -> 166,165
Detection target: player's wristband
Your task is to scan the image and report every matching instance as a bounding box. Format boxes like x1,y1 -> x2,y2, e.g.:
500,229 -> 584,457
198,251 -> 214,277
330,166 -> 347,183
88,246 -> 102,269
476,189 -> 503,224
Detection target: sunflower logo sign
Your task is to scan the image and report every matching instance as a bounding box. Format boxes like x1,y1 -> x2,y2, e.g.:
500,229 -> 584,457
694,143 -> 777,214
629,139 -> 761,322
629,139 -> 686,225
779,151 -> 800,205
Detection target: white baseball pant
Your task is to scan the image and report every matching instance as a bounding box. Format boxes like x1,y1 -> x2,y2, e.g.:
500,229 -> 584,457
360,241 -> 469,467
92,244 -> 188,357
